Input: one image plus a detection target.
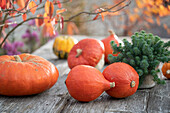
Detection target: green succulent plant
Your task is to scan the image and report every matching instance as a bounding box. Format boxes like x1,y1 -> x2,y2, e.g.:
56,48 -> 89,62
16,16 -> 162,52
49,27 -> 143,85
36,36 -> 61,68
108,30 -> 170,86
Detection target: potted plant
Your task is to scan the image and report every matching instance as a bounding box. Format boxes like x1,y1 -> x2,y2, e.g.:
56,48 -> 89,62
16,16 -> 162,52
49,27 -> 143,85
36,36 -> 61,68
108,30 -> 170,88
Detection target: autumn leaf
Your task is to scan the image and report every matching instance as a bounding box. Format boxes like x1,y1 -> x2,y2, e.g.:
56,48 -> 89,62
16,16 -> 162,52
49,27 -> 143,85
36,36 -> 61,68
22,13 -> 27,21
57,1 -> 62,8
163,24 -> 168,29
107,12 -> 119,16
0,12 -> 3,18
0,0 -> 6,9
45,1 -> 54,18
101,13 -> 104,21
167,29 -> 170,34
16,0 -> 25,9
6,0 -> 12,9
17,7 -> 22,12
129,15 -> 135,22
136,0 -> 143,8
40,0 -> 42,3
29,1 -> 37,14
144,17 -> 154,24
9,11 -> 17,18
54,14 -> 60,24
44,13 -> 50,23
36,14 -> 44,27
42,23 -> 55,37
143,11 -> 152,17
93,14 -> 99,20
56,8 -> 66,14
60,16 -> 64,30
133,8 -> 139,13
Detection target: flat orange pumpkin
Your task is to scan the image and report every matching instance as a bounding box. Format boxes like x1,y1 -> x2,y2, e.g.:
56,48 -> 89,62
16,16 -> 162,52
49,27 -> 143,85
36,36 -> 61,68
67,38 -> 105,70
103,62 -> 139,98
0,53 -> 59,96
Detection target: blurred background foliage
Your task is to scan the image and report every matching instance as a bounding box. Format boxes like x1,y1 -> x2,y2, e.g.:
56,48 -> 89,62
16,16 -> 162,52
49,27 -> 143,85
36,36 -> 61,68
62,0 -> 170,38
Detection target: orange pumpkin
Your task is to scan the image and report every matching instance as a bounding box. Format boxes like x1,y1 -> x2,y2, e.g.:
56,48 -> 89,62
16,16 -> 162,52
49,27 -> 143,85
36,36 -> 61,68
0,53 -> 59,96
161,62 -> 170,79
101,30 -> 122,63
67,38 -> 105,70
65,65 -> 115,102
103,62 -> 139,98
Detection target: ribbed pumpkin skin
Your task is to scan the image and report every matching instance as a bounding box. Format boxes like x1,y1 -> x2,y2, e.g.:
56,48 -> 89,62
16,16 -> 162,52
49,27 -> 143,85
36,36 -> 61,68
0,54 -> 59,96
67,38 -> 105,69
65,65 -> 111,102
53,36 -> 78,59
101,34 -> 119,63
103,62 -> 139,98
162,62 -> 170,79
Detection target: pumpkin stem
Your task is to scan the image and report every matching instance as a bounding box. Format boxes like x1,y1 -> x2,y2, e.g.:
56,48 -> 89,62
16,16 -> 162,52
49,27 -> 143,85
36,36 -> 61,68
76,49 -> 82,58
108,30 -> 115,36
130,81 -> 136,88
166,70 -> 170,74
14,55 -> 22,62
110,82 -> 115,88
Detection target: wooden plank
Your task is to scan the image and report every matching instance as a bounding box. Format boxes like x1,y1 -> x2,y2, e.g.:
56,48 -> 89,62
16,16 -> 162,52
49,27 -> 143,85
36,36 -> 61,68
59,88 -> 149,113
146,81 -> 170,113
0,36 -> 169,113
0,74 -> 68,113
0,69 -> 150,113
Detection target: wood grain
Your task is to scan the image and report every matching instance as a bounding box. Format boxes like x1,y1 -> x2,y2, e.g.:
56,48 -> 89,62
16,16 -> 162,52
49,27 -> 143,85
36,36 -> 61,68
0,36 -> 169,113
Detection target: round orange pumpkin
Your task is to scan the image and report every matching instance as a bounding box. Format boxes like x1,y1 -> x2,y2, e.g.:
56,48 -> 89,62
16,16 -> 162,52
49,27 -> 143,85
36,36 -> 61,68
67,38 -> 105,70
101,30 -> 122,63
103,62 -> 139,98
161,62 -> 170,79
0,53 -> 59,96
65,65 -> 115,102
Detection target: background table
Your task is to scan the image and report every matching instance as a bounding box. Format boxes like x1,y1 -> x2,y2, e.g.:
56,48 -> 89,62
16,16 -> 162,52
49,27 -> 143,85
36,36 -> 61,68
0,36 -> 169,113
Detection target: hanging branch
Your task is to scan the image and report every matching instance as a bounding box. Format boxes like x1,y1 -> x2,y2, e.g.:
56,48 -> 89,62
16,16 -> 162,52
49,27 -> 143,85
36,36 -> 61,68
0,14 -> 8,39
65,0 -> 131,22
0,16 -> 43,48
0,0 -> 131,48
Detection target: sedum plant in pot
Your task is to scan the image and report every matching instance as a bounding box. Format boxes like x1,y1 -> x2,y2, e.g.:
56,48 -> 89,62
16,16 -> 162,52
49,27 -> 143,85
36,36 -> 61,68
108,30 -> 170,88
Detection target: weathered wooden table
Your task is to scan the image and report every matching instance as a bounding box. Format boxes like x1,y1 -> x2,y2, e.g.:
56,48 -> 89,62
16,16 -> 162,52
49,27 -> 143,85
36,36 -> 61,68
0,36 -> 169,113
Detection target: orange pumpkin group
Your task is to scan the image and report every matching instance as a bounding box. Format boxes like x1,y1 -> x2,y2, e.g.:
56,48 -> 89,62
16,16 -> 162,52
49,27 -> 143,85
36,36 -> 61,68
65,65 -> 115,102
103,62 -> 139,98
162,62 -> 170,79
67,38 -> 105,70
101,31 -> 122,63
0,53 -> 59,96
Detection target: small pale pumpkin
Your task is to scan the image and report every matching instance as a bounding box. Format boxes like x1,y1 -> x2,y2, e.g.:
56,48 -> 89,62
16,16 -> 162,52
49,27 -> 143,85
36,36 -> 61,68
161,62 -> 170,79
53,36 -> 78,59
